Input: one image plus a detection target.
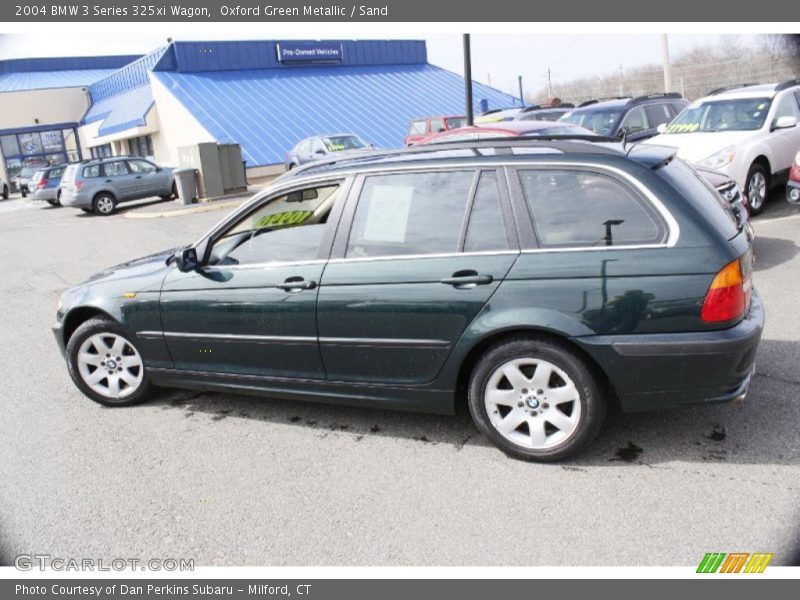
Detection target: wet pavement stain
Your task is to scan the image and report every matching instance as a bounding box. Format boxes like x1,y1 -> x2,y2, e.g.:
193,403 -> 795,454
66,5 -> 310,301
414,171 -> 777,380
611,441 -> 643,462
707,426 -> 727,442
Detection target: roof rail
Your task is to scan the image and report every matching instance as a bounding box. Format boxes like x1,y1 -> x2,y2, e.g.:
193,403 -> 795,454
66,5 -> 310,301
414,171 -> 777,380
707,82 -> 760,96
286,135 -> 621,177
521,103 -> 575,112
629,92 -> 683,103
775,78 -> 800,92
578,96 -> 629,107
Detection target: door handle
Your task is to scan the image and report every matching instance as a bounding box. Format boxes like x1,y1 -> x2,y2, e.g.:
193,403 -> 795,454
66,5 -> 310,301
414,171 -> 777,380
441,270 -> 493,289
104,179 -> 113,183
135,175 -> 142,179
276,277 -> 317,293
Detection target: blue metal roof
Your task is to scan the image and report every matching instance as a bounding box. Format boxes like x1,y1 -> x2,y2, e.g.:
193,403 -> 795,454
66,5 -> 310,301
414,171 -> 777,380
153,63 -> 519,166
83,84 -> 154,136
0,55 -> 141,93
0,68 -> 118,93
153,40 -> 427,73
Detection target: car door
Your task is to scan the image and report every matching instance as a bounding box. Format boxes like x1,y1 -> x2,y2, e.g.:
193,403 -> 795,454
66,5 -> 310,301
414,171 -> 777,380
767,92 -> 800,174
127,159 -> 169,197
159,179 -> 349,378
102,160 -> 138,200
316,168 -> 519,385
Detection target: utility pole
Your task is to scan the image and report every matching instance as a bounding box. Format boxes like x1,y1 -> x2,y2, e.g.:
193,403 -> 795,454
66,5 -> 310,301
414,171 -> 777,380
618,63 -> 623,96
547,67 -> 553,98
518,75 -> 525,106
661,33 -> 672,93
463,34 -> 473,125
487,73 -> 491,86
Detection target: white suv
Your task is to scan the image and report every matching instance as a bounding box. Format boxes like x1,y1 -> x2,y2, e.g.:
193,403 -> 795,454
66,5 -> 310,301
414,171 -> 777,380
647,80 -> 800,214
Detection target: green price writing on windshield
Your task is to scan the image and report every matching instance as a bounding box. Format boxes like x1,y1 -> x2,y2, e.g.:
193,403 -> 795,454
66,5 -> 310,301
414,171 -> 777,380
255,210 -> 313,228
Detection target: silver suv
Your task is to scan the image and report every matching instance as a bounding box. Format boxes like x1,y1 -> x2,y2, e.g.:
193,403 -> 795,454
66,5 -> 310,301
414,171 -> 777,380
60,157 -> 176,215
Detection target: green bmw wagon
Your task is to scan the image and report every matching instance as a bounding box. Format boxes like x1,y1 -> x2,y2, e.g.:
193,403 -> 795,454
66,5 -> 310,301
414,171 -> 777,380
53,139 -> 764,461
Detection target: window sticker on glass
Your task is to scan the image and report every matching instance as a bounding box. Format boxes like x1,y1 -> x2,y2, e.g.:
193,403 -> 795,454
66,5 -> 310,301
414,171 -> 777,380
362,185 -> 414,243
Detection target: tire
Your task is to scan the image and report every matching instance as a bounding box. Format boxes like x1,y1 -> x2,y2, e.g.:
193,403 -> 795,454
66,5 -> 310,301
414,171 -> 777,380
468,335 -> 606,462
46,199 -> 58,206
92,192 -> 117,216
55,190 -> 62,206
745,163 -> 769,215
160,183 -> 177,200
21,188 -> 27,198
66,317 -> 153,407
80,208 -> 93,214
2,185 -> 7,200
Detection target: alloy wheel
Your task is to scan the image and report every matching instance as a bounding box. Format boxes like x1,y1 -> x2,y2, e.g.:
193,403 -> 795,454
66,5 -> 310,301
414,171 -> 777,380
748,171 -> 767,211
484,358 -> 582,450
76,333 -> 144,400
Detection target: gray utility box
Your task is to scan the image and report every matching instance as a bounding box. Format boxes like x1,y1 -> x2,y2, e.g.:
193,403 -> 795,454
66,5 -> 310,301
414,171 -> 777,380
177,142 -> 248,200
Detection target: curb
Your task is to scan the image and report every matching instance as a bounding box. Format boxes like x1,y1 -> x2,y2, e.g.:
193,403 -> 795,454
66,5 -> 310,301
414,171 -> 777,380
124,198 -> 247,219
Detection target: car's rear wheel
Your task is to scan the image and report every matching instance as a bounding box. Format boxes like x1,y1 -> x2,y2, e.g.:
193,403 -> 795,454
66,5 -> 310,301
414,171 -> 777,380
66,317 -> 153,406
746,163 -> 769,215
468,336 -> 606,462
2,184 -> 8,200
93,193 -> 117,216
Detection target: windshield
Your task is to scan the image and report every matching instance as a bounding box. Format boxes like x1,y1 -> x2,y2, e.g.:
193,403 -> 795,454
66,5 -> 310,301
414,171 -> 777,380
445,117 -> 467,129
560,109 -> 622,136
321,135 -> 366,152
666,98 -> 772,133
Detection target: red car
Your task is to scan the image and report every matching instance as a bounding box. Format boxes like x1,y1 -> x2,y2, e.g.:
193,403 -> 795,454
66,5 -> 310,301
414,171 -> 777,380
404,115 -> 467,146
418,120 -> 593,144
787,150 -> 800,205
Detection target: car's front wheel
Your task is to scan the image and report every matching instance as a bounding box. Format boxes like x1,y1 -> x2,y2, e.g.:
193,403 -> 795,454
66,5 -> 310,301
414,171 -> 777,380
468,335 -> 606,462
93,193 -> 117,216
66,317 -> 153,406
746,163 -> 769,215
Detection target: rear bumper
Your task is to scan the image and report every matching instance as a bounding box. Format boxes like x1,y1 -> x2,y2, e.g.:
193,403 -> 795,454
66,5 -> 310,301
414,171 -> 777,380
574,288 -> 765,412
60,190 -> 92,208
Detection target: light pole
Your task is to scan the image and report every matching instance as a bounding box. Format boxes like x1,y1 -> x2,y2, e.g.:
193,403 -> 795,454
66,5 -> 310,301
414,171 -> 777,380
463,34 -> 474,125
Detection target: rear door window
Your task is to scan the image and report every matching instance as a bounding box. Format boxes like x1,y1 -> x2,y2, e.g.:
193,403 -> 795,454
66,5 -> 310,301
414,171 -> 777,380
518,169 -> 666,248
645,103 -> 673,128
103,161 -> 129,177
429,119 -> 446,133
620,106 -> 650,134
346,171 -> 474,258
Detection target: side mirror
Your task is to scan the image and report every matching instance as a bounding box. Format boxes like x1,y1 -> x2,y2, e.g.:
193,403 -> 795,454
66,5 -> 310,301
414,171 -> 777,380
616,127 -> 627,139
175,247 -> 198,272
656,123 -> 668,134
773,116 -> 798,131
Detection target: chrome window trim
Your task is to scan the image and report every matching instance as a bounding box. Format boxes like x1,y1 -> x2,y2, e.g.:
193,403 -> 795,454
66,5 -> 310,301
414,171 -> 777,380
327,249 -> 520,265
188,160 -> 679,265
200,259 -> 328,272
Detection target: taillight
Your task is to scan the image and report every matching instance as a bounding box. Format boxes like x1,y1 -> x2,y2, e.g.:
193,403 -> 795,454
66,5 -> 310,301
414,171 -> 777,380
75,181 -> 84,191
701,256 -> 751,323
790,161 -> 800,183
37,178 -> 48,190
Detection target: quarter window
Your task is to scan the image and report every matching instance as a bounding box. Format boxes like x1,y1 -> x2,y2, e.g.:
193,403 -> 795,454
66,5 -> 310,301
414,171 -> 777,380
464,172 -> 509,252
346,171 -> 474,258
210,184 -> 340,265
82,165 -> 101,178
518,169 -> 665,248
409,120 -> 426,135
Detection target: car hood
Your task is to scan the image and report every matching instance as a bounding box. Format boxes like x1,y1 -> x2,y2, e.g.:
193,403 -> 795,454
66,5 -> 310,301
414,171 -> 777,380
645,130 -> 759,162
81,247 -> 179,290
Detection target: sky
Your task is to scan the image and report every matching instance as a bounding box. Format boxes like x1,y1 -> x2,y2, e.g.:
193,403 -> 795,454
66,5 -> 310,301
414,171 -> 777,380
0,31 -> 759,96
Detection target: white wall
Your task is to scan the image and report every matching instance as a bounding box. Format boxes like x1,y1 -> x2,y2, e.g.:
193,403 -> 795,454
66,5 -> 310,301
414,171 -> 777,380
148,74 -> 216,166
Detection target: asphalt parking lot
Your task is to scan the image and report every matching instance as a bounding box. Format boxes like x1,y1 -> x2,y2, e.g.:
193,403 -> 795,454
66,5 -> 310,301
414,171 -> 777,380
0,191 -> 798,567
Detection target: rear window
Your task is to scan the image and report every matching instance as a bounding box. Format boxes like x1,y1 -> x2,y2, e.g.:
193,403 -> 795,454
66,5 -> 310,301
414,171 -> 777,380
518,169 -> 665,248
656,159 -> 740,239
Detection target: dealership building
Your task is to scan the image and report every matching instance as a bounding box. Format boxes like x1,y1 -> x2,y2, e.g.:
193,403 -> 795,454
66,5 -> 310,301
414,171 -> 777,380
0,39 -> 518,187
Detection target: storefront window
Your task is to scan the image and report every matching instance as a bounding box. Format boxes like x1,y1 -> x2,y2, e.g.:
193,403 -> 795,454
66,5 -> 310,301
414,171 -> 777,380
128,135 -> 154,158
1,135 -> 20,157
40,130 -> 64,153
18,132 -> 43,156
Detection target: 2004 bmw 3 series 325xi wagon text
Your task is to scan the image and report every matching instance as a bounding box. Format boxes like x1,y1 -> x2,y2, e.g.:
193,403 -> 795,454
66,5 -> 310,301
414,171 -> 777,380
53,138 -> 764,461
